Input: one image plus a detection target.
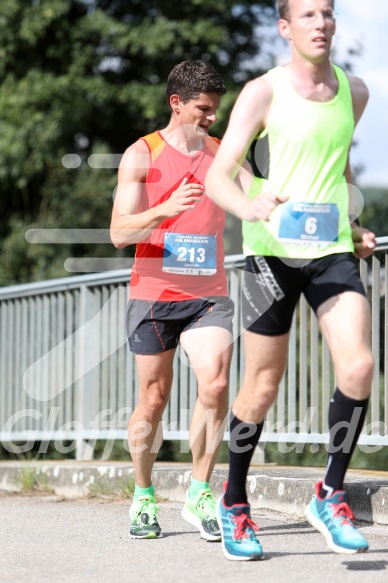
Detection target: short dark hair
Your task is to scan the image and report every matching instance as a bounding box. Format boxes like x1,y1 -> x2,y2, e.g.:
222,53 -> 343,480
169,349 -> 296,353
166,60 -> 226,107
277,0 -> 335,20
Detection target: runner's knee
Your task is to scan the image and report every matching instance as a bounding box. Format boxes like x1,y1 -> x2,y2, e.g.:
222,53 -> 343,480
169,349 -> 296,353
338,351 -> 374,391
198,377 -> 228,409
138,387 -> 170,418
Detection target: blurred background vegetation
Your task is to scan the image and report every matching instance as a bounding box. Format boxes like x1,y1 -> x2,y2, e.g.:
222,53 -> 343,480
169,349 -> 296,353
0,0 -> 275,284
0,0 -> 386,467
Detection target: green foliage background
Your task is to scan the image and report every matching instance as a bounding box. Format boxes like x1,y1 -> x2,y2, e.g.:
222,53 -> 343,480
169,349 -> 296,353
0,0 -> 278,285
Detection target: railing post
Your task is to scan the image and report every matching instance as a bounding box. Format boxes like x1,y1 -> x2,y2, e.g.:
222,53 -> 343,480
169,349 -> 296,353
75,284 -> 100,461
371,254 -> 382,432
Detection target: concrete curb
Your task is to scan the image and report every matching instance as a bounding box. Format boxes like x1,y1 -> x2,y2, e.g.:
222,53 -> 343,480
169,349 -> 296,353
1,461 -> 388,525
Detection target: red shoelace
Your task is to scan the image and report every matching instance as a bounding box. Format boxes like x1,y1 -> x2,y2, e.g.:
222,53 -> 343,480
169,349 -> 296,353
330,502 -> 355,526
232,512 -> 260,540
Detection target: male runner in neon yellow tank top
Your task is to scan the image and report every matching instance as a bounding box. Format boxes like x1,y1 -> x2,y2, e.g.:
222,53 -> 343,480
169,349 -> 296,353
206,0 -> 376,560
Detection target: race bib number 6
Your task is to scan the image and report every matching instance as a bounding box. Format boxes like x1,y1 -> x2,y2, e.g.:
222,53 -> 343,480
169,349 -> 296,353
278,201 -> 339,247
162,233 -> 217,275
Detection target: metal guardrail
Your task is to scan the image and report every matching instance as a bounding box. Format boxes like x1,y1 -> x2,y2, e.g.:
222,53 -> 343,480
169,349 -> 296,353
0,239 -> 387,459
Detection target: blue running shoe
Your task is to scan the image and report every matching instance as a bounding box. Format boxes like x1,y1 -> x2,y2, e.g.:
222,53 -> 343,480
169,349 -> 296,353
216,495 -> 264,561
304,481 -> 369,554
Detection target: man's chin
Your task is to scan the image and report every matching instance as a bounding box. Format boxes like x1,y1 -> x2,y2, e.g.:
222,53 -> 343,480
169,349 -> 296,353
181,124 -> 209,139
196,126 -> 209,137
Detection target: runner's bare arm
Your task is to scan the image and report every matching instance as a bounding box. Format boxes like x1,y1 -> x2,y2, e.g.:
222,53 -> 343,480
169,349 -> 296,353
235,159 -> 254,195
346,76 -> 376,259
347,154 -> 376,258
110,140 -> 203,248
206,75 -> 287,222
346,76 -> 369,221
349,75 -> 369,126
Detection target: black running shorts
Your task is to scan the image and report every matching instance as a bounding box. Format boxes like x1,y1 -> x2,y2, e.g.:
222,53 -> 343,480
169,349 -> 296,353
126,296 -> 234,354
242,253 -> 366,336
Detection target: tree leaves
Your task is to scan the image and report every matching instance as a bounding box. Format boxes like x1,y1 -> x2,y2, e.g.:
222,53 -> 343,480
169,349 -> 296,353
0,0 -> 278,284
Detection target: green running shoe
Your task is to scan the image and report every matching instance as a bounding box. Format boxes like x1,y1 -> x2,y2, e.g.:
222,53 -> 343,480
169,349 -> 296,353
181,488 -> 221,541
129,495 -> 162,539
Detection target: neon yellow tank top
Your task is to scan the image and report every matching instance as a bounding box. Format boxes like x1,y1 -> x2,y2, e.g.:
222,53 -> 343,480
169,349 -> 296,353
243,65 -> 355,259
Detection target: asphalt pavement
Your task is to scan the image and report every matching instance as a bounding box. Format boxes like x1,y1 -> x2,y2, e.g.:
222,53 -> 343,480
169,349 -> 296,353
1,494 -> 388,583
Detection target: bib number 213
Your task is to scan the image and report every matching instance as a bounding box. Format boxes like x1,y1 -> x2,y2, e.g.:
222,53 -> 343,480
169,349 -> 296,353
162,233 -> 217,275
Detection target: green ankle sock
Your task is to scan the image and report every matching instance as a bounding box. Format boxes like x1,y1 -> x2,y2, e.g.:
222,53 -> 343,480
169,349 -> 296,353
189,478 -> 209,499
134,484 -> 155,500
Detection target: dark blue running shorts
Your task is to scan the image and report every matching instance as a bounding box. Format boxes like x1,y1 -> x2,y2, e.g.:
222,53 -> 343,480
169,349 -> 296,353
126,296 -> 234,354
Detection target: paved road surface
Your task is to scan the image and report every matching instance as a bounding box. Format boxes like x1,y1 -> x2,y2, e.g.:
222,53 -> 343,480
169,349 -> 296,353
1,494 -> 388,583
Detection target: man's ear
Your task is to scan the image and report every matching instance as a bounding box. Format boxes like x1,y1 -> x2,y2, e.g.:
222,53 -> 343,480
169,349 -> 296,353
278,18 -> 291,41
170,94 -> 181,114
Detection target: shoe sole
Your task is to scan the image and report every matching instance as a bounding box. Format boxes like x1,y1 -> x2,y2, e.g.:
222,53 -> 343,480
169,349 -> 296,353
304,505 -> 368,554
220,544 -> 264,562
181,506 -> 221,542
129,532 -> 163,539
215,499 -> 264,561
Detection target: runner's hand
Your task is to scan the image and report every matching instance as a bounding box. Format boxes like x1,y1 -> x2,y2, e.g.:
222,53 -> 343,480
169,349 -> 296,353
161,177 -> 203,217
243,192 -> 288,222
351,224 -> 376,259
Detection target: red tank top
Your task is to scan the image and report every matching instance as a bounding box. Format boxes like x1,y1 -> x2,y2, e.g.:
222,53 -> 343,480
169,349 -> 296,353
129,131 -> 227,301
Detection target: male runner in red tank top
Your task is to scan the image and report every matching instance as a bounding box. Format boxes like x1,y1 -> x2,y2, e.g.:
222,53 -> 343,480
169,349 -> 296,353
111,60 -> 281,541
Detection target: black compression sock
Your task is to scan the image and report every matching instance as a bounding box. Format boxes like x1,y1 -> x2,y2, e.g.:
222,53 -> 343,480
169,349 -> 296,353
321,388 -> 369,497
224,413 -> 263,507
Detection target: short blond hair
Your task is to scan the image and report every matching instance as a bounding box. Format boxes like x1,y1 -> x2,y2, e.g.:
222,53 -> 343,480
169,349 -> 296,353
277,0 -> 335,20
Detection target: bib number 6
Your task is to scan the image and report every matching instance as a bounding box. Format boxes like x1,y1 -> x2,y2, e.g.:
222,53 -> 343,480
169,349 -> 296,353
305,217 -> 318,235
